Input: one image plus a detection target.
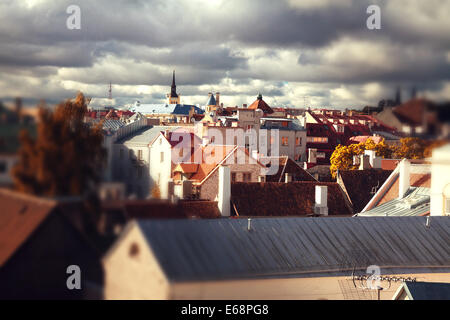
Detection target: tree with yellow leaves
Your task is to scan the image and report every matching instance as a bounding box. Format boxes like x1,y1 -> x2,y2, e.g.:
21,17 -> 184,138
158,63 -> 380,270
391,137 -> 426,159
330,138 -> 391,178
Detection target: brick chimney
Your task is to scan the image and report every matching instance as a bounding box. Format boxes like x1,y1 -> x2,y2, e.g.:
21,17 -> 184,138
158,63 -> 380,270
218,166 -> 231,216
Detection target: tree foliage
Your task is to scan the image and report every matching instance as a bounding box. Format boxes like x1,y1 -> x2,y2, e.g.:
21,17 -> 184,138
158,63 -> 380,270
330,138 -> 392,179
330,136 -> 448,179
12,92 -> 106,197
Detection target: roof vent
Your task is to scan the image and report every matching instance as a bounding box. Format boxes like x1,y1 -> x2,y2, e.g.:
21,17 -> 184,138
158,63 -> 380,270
426,216 -> 431,228
247,218 -> 252,231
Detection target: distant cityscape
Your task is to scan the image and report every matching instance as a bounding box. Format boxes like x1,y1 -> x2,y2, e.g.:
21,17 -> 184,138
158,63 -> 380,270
1,0 -> 450,303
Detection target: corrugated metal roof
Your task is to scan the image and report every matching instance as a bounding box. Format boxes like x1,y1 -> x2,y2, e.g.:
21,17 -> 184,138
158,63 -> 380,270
129,104 -> 203,115
133,216 -> 450,282
358,187 -> 430,217
117,126 -> 173,145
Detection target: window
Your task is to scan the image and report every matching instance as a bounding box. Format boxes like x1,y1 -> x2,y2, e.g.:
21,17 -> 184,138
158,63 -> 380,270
179,148 -> 183,157
160,152 -> 164,163
231,172 -> 237,182
282,137 -> 288,146
243,173 -> 251,182
295,137 -> 302,146
306,137 -> 328,143
137,149 -> 143,160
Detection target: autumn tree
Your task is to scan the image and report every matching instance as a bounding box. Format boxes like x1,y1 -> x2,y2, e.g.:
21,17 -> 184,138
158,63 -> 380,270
12,92 -> 106,197
330,138 -> 391,179
391,137 -> 426,159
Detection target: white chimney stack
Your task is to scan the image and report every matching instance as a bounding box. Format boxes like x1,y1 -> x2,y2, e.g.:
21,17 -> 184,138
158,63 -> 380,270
314,185 -> 328,216
364,149 -> 381,169
218,166 -> 231,216
285,173 -> 293,183
398,159 -> 411,199
359,154 -> 370,170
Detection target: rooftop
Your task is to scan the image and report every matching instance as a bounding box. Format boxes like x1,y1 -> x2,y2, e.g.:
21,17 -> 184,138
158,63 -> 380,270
129,104 -> 203,116
358,186 -> 430,217
231,181 -> 353,216
116,125 -> 173,145
121,216 -> 450,282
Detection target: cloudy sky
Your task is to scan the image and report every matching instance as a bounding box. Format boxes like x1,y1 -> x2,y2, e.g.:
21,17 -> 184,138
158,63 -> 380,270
1,0 -> 450,109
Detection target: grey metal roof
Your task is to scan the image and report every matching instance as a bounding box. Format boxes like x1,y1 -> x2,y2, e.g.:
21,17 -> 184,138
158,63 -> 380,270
88,118 -> 125,134
133,216 -> 450,282
401,281 -> 450,300
358,187 -> 430,217
116,125 -> 173,145
129,104 -> 203,115
206,95 -> 216,106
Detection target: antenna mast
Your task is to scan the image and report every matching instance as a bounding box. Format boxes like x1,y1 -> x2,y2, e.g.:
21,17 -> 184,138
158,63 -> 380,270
108,81 -> 112,109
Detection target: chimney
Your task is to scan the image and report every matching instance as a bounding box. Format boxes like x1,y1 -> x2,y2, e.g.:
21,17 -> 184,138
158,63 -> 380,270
314,185 -> 328,216
364,150 -> 381,169
398,159 -> 410,199
215,92 -> 220,106
359,154 -> 370,170
285,173 -> 292,183
308,148 -> 317,164
218,166 -> 231,216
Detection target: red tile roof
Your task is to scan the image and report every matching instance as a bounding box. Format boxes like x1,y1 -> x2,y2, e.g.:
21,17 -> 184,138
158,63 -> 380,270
105,199 -> 220,219
247,95 -> 274,114
0,189 -> 56,266
231,182 -> 353,216
264,156 -> 316,182
393,98 -> 436,126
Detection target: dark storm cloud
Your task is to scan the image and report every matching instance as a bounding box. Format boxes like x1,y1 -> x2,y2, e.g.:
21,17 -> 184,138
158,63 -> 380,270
0,0 -> 448,107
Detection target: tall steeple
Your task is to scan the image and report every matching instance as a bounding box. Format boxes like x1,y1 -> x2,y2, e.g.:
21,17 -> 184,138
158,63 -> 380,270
171,70 -> 178,97
167,70 -> 180,104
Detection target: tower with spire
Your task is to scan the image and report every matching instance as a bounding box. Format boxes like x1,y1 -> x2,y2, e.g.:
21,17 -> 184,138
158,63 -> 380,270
167,70 -> 181,104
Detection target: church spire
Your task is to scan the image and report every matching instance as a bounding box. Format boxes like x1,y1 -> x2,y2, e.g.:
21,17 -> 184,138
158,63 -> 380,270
171,70 -> 178,97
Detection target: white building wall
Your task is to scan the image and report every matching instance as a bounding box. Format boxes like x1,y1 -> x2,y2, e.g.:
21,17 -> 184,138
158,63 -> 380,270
149,134 -> 173,199
430,144 -> 450,216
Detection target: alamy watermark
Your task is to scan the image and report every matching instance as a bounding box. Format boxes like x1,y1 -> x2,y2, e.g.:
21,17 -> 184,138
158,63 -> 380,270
66,265 -> 81,290
366,5 -> 381,30
66,5 -> 81,30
